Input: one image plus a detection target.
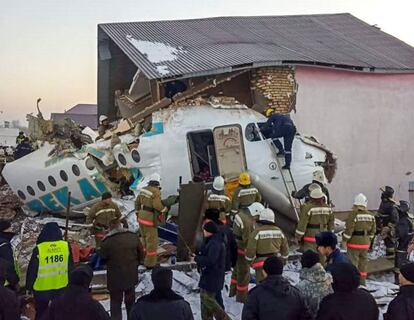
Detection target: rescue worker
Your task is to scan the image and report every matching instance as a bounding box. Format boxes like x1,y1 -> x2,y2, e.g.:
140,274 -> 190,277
295,187 -> 334,257
86,192 -> 124,248
0,221 -> 19,292
246,208 -> 289,283
342,193 -> 376,285
15,137 -> 33,159
0,259 -> 19,320
395,200 -> 414,282
26,222 -> 73,320
229,202 -> 263,303
135,173 -> 168,268
260,111 -> 296,169
231,172 -> 262,216
377,186 -> 399,258
16,131 -> 26,145
207,176 -> 231,225
316,232 -> 351,273
293,170 -> 331,204
97,115 -> 112,138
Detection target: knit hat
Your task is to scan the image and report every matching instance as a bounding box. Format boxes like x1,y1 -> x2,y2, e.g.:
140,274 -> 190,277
331,262 -> 360,292
203,221 -> 218,234
316,232 -> 337,249
204,208 -> 220,222
301,250 -> 320,268
263,256 -> 284,275
69,264 -> 93,288
0,220 -> 11,232
152,267 -> 173,290
400,262 -> 414,283
101,192 -> 112,200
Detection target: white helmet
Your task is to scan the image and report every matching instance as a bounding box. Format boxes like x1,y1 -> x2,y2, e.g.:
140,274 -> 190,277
310,188 -> 325,199
213,176 -> 225,191
308,183 -> 322,192
354,193 -> 368,207
248,202 -> 265,217
148,173 -> 161,183
313,170 -> 326,185
259,208 -> 275,223
99,115 -> 108,123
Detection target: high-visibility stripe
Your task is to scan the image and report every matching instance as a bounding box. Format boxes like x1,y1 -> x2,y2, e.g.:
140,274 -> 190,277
146,251 -> 157,256
138,218 -> 154,227
95,208 -> 116,217
252,260 -> 265,269
303,236 -> 316,243
230,278 -> 237,285
360,272 -> 368,277
295,230 -> 305,236
347,243 -> 369,249
254,230 -> 285,240
234,215 -> 244,229
238,249 -> 246,256
237,284 -> 249,292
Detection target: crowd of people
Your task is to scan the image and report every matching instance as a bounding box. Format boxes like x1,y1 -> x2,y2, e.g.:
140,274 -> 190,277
0,169 -> 414,320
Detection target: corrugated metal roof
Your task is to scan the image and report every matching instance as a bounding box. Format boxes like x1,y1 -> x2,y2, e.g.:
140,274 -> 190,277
66,104 -> 97,115
99,13 -> 414,80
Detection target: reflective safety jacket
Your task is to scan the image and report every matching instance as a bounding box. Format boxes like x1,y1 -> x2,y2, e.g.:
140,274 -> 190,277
233,208 -> 255,256
207,191 -> 231,224
33,240 -> 70,291
296,203 -> 334,243
231,185 -> 262,214
343,206 -> 376,248
86,201 -> 122,229
246,223 -> 289,268
135,186 -> 168,228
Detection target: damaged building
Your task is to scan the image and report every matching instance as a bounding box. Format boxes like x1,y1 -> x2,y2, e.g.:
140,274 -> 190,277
97,13 -> 414,211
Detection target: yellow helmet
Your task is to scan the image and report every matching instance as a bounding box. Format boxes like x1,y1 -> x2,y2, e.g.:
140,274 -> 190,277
239,172 -> 251,186
265,108 -> 275,117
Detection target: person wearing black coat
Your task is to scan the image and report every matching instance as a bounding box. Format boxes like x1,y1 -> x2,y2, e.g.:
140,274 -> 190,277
395,201 -> 414,278
385,262 -> 414,320
0,259 -> 19,320
195,221 -> 230,320
43,264 -> 109,320
129,267 -> 193,320
316,263 -> 378,320
242,256 -> 312,320
26,222 -> 74,320
0,221 -> 19,291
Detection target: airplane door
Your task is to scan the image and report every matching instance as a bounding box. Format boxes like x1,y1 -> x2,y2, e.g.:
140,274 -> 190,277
213,125 -> 247,179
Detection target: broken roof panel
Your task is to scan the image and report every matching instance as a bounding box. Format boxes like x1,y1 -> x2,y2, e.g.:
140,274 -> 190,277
99,13 -> 414,80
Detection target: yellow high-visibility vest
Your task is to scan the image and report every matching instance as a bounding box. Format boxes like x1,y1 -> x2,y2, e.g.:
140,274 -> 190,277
33,240 -> 69,292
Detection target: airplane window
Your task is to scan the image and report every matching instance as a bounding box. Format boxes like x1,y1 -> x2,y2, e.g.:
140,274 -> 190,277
60,170 -> 68,182
118,154 -> 127,166
37,181 -> 46,192
72,164 -> 80,176
17,190 -> 26,200
27,186 -> 35,196
245,123 -> 262,142
48,176 -> 57,187
131,150 -> 140,163
85,158 -> 95,171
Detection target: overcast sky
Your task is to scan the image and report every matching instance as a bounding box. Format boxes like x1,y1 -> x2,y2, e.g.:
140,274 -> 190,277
1,0 -> 413,123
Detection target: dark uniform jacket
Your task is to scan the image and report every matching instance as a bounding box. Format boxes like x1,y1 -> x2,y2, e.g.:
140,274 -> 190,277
0,284 -> 19,320
261,114 -> 296,138
15,141 -> 32,159
195,233 -> 226,293
396,214 -> 414,251
129,288 -> 194,320
44,284 -> 110,320
0,231 -> 19,289
98,228 -> 142,292
293,181 -> 331,204
242,275 -> 312,320
385,285 -> 414,320
212,219 -> 237,271
378,200 -> 399,226
325,249 -> 351,273
316,288 -> 379,320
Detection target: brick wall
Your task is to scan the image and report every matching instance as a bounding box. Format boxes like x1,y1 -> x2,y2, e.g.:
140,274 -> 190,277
250,66 -> 297,114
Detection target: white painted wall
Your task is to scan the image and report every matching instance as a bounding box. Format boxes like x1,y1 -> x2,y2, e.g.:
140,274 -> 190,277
0,127 -> 19,146
292,66 -> 414,211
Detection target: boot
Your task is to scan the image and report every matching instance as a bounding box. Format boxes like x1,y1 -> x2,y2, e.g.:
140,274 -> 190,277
282,152 -> 292,170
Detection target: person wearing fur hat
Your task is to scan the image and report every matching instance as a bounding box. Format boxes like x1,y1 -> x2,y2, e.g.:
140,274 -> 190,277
0,220 -> 19,291
385,262 -> 414,320
242,256 -> 312,320
129,267 -> 194,320
316,232 -> 350,273
195,221 -> 230,320
316,263 -> 378,320
44,265 -> 109,320
296,250 -> 333,318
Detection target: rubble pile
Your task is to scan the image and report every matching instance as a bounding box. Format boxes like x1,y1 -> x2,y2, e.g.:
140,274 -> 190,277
0,184 -> 22,220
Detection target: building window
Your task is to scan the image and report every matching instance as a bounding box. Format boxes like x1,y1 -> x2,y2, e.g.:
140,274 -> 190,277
118,154 -> 127,166
72,164 -> 80,176
48,176 -> 57,187
17,190 -> 26,200
37,181 -> 46,192
60,170 -> 68,182
131,150 -> 140,163
27,186 -> 35,196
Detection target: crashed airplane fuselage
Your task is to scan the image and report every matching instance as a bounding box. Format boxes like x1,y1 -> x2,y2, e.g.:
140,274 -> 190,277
3,102 -> 334,225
